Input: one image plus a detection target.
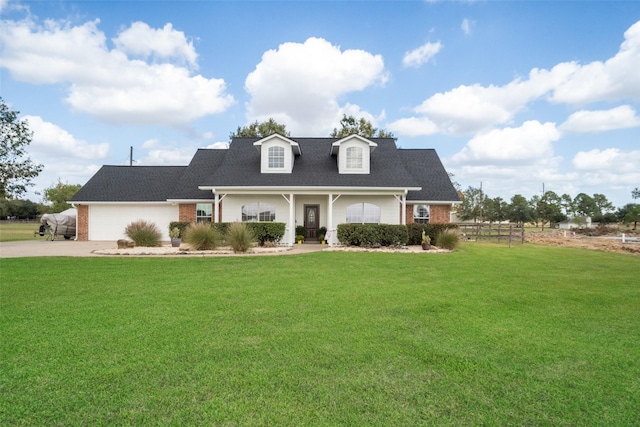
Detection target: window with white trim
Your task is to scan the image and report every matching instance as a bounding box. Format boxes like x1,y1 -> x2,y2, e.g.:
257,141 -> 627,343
413,204 -> 430,223
268,146 -> 285,168
346,146 -> 363,169
196,203 -> 212,222
242,203 -> 276,222
346,203 -> 380,224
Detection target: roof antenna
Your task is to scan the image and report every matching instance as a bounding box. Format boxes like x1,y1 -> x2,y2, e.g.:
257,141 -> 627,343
130,146 -> 133,166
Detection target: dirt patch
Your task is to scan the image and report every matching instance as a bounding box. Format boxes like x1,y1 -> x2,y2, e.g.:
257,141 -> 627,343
526,231 -> 640,255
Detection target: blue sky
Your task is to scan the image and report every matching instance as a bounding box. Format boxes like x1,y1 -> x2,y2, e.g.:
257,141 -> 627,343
1,0 -> 639,208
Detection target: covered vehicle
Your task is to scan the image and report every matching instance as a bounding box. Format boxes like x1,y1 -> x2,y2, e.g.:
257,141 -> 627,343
39,208 -> 77,240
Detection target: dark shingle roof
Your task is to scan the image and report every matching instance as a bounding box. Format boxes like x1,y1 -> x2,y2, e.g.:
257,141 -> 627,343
71,137 -> 459,203
400,150 -> 460,202
168,149 -> 225,200
201,137 -> 420,188
70,165 -> 186,202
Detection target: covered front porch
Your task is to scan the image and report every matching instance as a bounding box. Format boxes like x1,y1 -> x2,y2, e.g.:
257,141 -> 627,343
204,187 -> 415,246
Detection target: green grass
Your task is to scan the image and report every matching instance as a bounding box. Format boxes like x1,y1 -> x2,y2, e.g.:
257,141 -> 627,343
0,222 -> 41,242
1,244 -> 639,425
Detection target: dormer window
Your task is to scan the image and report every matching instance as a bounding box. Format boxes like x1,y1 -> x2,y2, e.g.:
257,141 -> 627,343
346,146 -> 363,169
269,146 -> 285,168
254,134 -> 301,174
331,135 -> 376,174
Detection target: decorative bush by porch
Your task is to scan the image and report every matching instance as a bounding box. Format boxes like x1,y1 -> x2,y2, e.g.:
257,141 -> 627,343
168,221 -> 190,238
124,220 -> 162,247
337,224 -> 408,247
406,223 -> 458,246
226,222 -> 254,253
183,222 -> 222,250
436,230 -> 460,250
245,222 -> 285,246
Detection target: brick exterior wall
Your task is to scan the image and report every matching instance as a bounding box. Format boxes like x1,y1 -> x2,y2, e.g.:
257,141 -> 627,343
429,204 -> 451,224
178,203 -> 220,222
405,204 -> 414,224
405,203 -> 451,224
179,204 -> 196,222
77,204 -> 89,241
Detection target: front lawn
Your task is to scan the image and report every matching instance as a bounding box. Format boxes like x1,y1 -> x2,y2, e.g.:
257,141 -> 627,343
1,245 -> 638,425
0,222 -> 41,242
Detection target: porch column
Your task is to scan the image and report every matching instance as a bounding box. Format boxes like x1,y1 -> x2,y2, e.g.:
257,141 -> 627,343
213,192 -> 219,223
401,191 -> 407,225
327,193 -> 333,245
289,193 -> 295,246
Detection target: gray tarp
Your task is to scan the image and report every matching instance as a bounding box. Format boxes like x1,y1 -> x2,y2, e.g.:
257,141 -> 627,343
40,208 -> 77,239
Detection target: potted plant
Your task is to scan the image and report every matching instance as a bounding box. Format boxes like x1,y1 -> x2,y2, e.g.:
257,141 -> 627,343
421,230 -> 431,250
318,226 -> 327,244
296,235 -> 305,244
169,227 -> 181,248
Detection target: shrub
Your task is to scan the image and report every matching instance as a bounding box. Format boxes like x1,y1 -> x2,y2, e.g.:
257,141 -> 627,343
436,230 -> 459,250
183,222 -> 221,250
124,220 -> 162,247
168,221 -> 190,238
337,224 -> 408,247
406,223 -> 459,245
246,222 -> 286,246
295,225 -> 307,238
226,222 -> 254,253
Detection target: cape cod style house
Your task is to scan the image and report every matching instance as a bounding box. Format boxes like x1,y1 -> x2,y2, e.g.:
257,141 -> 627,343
70,135 -> 460,244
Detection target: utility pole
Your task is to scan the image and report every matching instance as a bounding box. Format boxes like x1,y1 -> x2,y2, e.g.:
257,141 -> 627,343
130,146 -> 133,166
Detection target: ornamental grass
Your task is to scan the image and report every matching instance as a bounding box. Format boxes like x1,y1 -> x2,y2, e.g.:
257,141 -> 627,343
183,222 -> 221,250
436,230 -> 460,250
124,219 -> 162,247
226,221 -> 254,253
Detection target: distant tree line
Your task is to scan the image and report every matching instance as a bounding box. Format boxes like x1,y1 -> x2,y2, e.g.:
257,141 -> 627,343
457,187 -> 640,230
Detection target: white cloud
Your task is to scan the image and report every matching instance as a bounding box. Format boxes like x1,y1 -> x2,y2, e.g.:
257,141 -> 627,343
0,18 -> 234,127
205,142 -> 230,149
451,121 -> 560,165
461,18 -> 473,35
113,22 -> 198,67
387,116 -> 439,136
137,146 -> 195,166
402,41 -> 442,68
244,37 -> 387,135
24,115 -> 109,160
573,148 -> 640,172
559,105 -> 640,133
551,20 -> 640,104
389,20 -> 640,137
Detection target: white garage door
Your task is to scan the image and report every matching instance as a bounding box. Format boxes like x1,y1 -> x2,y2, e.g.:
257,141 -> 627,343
88,204 -> 179,241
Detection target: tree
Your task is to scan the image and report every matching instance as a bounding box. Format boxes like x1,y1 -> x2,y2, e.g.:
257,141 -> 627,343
43,180 -> 82,213
592,193 -> 614,216
457,186 -> 485,222
535,191 -> 565,230
617,203 -> 640,230
229,118 -> 289,140
507,194 -> 534,226
483,196 -> 508,224
1,98 -> 44,199
560,193 -> 574,217
0,198 -> 39,220
330,114 -> 395,138
632,188 -> 640,199
573,193 -> 598,217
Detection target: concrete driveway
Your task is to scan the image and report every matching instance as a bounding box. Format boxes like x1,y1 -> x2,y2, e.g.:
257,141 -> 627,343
0,240 -> 326,258
0,240 -> 116,258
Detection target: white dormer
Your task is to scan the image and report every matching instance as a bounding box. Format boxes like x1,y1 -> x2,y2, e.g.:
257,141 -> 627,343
254,134 -> 301,174
330,135 -> 377,174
